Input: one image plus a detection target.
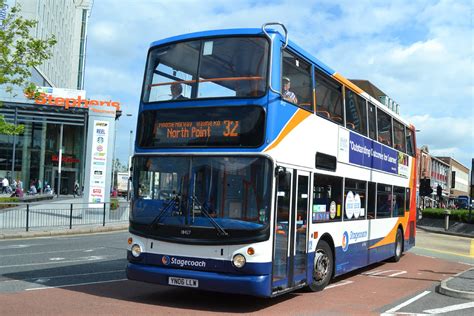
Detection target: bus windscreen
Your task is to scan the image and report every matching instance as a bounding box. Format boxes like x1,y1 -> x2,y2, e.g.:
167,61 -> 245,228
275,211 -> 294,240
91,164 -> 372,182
138,106 -> 265,148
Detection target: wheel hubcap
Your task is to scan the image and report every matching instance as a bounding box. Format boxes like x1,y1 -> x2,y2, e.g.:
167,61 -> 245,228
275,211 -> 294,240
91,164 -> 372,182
314,250 -> 329,282
396,233 -> 402,257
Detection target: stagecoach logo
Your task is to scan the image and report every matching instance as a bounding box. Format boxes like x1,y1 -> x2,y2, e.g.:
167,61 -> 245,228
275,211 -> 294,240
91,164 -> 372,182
342,231 -> 349,252
161,255 -> 207,268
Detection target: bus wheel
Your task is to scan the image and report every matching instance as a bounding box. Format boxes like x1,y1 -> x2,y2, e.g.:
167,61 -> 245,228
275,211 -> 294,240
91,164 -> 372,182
308,240 -> 333,292
391,228 -> 403,262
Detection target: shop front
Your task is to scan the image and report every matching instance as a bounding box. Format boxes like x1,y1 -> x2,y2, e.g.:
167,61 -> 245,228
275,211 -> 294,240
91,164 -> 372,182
0,103 -> 87,195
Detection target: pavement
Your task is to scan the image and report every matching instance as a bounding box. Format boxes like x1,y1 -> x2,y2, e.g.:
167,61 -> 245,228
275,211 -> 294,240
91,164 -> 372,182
438,268 -> 474,300
0,222 -> 128,240
417,217 -> 474,238
0,195 -> 128,240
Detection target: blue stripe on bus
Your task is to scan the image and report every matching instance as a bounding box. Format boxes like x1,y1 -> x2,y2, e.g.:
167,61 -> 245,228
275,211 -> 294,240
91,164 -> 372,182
334,238 -> 396,276
127,262 -> 272,297
134,252 -> 272,275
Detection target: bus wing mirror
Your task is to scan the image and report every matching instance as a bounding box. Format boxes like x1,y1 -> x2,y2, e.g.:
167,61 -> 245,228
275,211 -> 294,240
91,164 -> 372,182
275,166 -> 286,177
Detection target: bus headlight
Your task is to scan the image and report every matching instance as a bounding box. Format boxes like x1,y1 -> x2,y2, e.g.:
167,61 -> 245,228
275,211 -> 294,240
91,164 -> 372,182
131,244 -> 142,257
232,254 -> 246,268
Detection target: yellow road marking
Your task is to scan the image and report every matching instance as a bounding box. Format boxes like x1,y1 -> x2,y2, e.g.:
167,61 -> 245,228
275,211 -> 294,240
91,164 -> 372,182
471,240 -> 474,257
416,246 -> 474,259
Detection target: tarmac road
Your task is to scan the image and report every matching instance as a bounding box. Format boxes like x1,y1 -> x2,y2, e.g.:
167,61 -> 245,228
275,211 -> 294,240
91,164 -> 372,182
0,230 -> 472,315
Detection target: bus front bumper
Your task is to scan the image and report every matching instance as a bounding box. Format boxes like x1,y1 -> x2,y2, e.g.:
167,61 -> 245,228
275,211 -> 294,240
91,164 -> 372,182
126,262 -> 271,297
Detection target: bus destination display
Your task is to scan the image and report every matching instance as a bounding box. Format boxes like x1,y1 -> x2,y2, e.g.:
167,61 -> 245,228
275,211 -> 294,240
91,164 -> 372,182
156,119 -> 241,140
138,106 -> 265,148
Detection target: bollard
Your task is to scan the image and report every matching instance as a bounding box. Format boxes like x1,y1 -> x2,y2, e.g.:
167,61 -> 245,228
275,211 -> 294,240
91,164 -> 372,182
69,203 -> 73,229
103,203 -> 106,226
26,204 -> 30,232
444,209 -> 451,231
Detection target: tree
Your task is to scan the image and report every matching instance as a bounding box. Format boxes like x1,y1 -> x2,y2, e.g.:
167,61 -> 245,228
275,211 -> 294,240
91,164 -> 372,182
0,1 -> 56,135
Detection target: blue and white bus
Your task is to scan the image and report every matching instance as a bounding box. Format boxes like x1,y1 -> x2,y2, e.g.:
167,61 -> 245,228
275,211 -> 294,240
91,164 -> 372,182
126,23 -> 418,297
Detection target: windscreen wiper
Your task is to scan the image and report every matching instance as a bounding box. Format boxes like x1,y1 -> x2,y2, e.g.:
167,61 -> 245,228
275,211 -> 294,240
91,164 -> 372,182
148,194 -> 180,229
191,195 -> 229,237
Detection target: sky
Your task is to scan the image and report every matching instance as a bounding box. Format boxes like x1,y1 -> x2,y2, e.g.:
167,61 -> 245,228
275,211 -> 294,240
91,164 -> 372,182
84,0 -> 473,169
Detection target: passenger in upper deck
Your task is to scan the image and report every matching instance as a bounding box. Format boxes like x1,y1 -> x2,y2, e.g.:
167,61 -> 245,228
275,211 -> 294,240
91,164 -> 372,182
170,82 -> 187,100
282,76 -> 298,104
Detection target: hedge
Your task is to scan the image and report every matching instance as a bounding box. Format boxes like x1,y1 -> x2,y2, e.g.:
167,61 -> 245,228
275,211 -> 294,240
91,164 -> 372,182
422,208 -> 472,223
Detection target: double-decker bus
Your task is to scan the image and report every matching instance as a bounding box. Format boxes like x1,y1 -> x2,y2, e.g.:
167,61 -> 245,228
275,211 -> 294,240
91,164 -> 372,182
126,23 -> 417,297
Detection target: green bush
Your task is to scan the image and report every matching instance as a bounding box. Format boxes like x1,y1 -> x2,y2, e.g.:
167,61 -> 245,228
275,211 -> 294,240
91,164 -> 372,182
110,198 -> 119,210
0,197 -> 19,209
422,208 -> 472,223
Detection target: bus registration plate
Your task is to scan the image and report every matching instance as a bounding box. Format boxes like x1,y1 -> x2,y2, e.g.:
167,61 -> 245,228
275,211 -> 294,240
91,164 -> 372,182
168,277 -> 198,288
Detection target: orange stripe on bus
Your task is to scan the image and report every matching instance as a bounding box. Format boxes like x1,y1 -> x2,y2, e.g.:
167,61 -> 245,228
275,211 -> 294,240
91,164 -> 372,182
265,110 -> 312,152
333,73 -> 364,95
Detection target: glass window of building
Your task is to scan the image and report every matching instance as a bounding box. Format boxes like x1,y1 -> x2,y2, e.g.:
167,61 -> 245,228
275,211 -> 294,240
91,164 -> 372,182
313,174 -> 343,222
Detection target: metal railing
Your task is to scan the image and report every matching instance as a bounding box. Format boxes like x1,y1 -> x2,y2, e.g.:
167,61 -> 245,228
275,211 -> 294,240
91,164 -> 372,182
0,201 -> 129,232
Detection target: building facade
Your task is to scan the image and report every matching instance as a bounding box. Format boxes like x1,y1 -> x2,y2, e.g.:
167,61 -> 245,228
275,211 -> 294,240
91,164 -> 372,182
15,0 -> 92,89
0,1 -> 93,195
437,157 -> 470,199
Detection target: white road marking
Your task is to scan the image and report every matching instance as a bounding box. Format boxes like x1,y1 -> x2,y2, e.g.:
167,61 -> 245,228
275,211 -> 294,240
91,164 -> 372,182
324,280 -> 353,289
0,270 -> 124,284
25,278 -> 128,291
35,278 -> 50,283
383,291 -> 431,314
362,270 -> 383,275
387,271 -> 407,277
49,257 -> 65,261
1,247 -> 105,257
423,302 -> 474,314
0,255 -> 120,268
0,244 -> 31,250
381,313 -> 427,316
363,270 -> 407,278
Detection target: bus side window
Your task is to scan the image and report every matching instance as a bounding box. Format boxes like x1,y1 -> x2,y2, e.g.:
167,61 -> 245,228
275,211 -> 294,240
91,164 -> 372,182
406,128 -> 416,157
344,178 -> 367,220
367,182 -> 376,219
281,50 -> 313,112
344,88 -> 367,136
315,69 -> 344,126
405,188 -> 411,211
393,120 -> 406,153
376,184 -> 392,218
313,174 -> 343,222
368,102 -> 377,140
377,108 -> 392,147
393,186 -> 405,217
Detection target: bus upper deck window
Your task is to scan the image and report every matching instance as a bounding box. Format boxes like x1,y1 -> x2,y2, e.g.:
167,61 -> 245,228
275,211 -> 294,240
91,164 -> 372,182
281,50 -> 313,112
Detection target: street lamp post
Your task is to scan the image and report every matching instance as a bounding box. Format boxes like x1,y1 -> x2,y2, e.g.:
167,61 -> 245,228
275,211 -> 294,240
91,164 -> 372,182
111,113 -> 132,198
127,129 -> 134,201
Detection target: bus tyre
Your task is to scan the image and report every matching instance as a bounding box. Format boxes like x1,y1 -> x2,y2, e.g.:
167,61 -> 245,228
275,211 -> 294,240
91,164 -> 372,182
391,228 -> 403,262
308,240 -> 333,292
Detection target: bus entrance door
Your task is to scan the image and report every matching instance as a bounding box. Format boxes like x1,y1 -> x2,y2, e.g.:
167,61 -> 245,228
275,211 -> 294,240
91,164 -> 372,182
272,168 -> 309,293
